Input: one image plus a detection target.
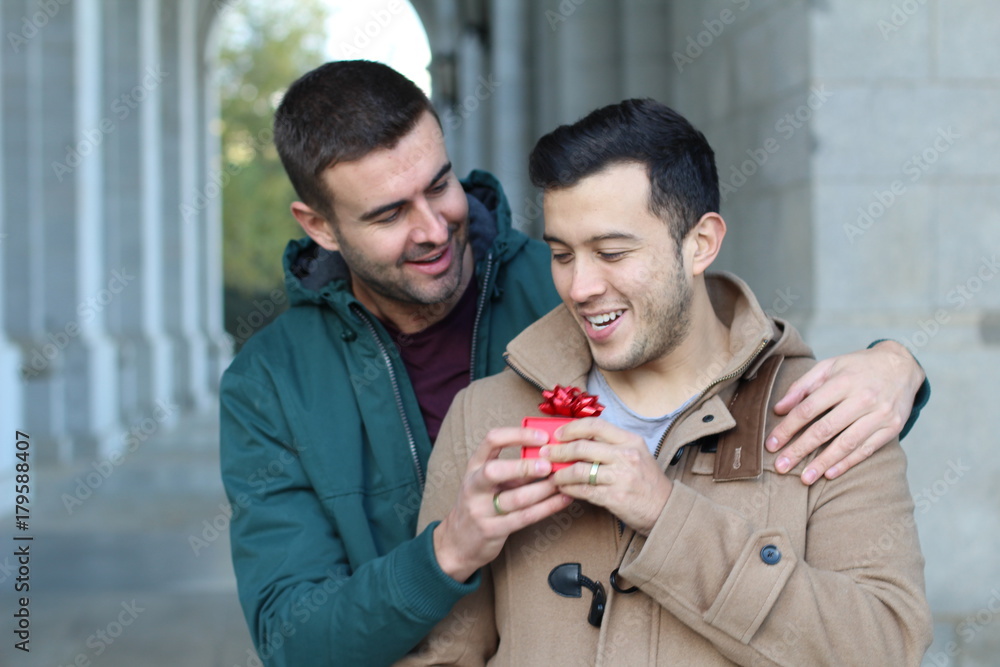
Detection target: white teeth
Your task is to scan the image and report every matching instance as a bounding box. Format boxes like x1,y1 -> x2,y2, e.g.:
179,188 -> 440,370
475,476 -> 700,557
586,310 -> 623,329
415,251 -> 444,263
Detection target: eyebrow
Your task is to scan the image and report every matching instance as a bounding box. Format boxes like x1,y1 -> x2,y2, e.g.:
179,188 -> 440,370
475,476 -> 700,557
542,231 -> 642,245
358,162 -> 453,222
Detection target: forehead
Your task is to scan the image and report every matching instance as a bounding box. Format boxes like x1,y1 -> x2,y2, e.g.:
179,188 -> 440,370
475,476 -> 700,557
322,112 -> 449,215
542,163 -> 661,240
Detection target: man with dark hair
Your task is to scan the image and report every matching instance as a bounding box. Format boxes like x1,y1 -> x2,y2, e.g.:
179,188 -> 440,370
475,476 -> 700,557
406,99 -> 931,665
220,61 -> 928,666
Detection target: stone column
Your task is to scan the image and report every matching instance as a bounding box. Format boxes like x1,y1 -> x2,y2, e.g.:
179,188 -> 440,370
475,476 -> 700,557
619,0 -> 672,102
63,0 -> 122,458
200,25 -> 232,390
0,4 -> 24,491
138,0 -> 175,420
489,0 -> 533,233
174,0 -> 213,409
4,0 -> 74,461
545,0 -> 620,123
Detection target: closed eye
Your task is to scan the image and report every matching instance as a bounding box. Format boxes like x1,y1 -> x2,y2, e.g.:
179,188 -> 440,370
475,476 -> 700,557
375,208 -> 402,224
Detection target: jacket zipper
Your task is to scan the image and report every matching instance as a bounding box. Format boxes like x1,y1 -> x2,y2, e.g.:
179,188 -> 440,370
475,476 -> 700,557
616,337 -> 771,538
468,253 -> 495,381
351,304 -> 425,487
503,352 -> 547,392
652,337 -> 771,460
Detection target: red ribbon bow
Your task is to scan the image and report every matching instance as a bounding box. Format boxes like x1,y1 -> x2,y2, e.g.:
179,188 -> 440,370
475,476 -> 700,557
539,385 -> 604,418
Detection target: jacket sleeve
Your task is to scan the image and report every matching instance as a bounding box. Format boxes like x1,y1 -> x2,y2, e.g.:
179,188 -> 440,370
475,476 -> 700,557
396,388 -> 499,666
866,338 -> 931,439
220,369 -> 478,667
618,439 -> 932,666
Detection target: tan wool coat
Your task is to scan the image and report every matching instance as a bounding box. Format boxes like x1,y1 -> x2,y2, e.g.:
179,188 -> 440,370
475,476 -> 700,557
401,273 -> 932,666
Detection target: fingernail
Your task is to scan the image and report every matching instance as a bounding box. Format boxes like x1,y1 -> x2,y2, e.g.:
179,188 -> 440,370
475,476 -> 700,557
539,445 -> 550,458
535,460 -> 550,475
765,436 -> 778,452
802,468 -> 818,485
534,430 -> 549,444
825,466 -> 840,479
776,457 -> 791,473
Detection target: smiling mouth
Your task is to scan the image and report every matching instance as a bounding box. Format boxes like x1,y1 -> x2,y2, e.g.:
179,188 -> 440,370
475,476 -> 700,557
409,249 -> 446,264
586,310 -> 624,330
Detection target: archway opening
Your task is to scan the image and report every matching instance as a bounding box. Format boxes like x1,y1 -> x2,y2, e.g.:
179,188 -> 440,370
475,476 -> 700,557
211,0 -> 432,349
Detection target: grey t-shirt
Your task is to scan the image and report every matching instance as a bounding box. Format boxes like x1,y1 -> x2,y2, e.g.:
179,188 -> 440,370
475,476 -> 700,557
587,367 -> 694,454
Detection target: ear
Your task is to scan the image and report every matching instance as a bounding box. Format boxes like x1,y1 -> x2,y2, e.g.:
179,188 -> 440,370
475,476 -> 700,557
290,201 -> 340,252
684,212 -> 726,276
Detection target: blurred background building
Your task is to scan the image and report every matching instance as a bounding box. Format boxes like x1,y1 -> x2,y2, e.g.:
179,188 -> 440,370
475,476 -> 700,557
1,0 -> 998,665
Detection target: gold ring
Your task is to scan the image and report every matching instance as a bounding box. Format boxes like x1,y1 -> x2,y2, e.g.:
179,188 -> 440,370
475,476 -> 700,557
493,492 -> 506,515
589,461 -> 601,486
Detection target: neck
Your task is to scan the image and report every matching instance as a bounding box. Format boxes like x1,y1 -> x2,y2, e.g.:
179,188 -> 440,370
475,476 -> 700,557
600,288 -> 732,418
357,245 -> 475,335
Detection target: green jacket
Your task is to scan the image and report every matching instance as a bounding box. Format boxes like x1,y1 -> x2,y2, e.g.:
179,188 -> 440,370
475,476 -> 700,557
220,171 -> 560,666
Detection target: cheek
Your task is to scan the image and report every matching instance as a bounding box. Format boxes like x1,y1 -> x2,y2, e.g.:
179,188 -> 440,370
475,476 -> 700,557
442,190 -> 469,225
550,264 -> 575,303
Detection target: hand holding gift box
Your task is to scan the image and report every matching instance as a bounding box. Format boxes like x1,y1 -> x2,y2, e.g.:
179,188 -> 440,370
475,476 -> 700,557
521,385 -> 604,471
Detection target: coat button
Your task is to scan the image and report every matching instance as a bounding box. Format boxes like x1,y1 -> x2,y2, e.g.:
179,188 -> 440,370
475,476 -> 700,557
341,329 -> 357,342
760,545 -> 781,565
702,414 -> 714,423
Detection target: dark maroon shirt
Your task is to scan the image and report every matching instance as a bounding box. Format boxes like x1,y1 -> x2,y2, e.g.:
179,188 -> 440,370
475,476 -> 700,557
381,279 -> 479,443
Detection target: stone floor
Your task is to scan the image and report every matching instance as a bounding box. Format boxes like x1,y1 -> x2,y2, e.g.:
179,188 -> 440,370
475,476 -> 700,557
1,409 -> 258,667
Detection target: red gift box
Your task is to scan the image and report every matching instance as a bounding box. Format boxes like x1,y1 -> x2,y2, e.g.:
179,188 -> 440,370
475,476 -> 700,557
520,385 -> 604,472
521,416 -> 576,471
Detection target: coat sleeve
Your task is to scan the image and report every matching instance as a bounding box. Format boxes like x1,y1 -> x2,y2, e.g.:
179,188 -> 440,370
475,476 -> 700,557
618,438 -> 933,666
220,369 -> 478,667
396,388 -> 500,666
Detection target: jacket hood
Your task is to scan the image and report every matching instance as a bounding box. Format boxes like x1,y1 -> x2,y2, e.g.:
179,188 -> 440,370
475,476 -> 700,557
504,271 -> 814,400
280,170 -> 525,312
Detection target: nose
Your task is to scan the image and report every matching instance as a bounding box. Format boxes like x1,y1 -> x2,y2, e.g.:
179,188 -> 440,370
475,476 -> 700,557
567,257 -> 606,305
410,198 -> 450,246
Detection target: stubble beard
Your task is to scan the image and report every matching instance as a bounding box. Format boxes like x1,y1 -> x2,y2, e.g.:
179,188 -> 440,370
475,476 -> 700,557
338,225 -> 469,308
593,262 -> 693,373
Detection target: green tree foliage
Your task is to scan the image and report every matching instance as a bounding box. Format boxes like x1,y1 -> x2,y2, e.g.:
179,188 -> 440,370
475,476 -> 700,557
215,0 -> 330,345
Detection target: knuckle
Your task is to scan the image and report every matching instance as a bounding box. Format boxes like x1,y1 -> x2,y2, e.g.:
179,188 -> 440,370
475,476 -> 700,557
621,449 -> 642,465
795,398 -> 820,422
856,389 -> 878,411
812,418 -> 838,442
885,412 -> 905,434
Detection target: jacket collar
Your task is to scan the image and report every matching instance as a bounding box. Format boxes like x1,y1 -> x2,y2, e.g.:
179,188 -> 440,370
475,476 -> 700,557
504,272 -> 813,404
